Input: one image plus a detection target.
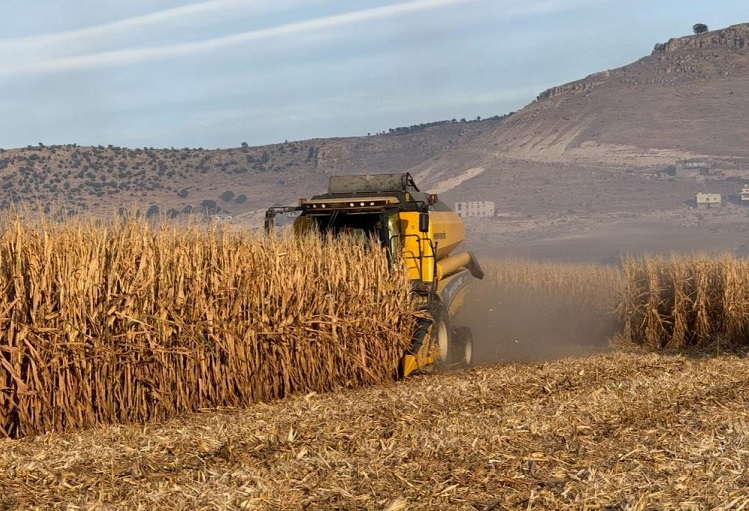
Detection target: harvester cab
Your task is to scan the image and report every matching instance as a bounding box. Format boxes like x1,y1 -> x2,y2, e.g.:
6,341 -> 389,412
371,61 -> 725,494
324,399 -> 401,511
265,173 -> 483,377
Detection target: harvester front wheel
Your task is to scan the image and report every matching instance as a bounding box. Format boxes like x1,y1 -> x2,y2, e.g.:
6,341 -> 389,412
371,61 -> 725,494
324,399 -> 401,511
432,306 -> 473,368
432,305 -> 451,365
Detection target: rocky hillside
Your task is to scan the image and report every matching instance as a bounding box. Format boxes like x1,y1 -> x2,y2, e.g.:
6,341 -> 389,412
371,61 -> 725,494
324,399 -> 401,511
462,23 -> 749,169
0,118 -> 504,218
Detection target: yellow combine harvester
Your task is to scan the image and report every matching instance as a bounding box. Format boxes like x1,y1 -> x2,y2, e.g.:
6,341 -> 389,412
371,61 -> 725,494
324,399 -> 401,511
265,173 -> 483,377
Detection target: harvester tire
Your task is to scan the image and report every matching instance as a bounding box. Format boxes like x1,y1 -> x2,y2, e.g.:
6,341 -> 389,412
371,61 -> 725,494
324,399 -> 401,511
431,305 -> 452,366
452,326 -> 473,367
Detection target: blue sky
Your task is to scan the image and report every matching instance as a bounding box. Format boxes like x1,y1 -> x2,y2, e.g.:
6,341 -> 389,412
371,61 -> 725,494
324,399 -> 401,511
1,0 -> 748,149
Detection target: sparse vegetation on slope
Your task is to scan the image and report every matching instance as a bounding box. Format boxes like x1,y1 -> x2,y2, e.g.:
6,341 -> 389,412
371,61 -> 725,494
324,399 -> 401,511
0,117 -> 506,217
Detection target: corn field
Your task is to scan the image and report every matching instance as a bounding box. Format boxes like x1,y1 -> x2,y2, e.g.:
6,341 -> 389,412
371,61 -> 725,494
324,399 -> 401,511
620,254 -> 749,349
0,217 -> 414,439
482,258 -> 622,315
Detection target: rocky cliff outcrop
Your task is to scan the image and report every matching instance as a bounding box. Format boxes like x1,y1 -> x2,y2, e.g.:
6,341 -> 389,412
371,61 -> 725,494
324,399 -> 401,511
536,71 -> 611,100
653,23 -> 749,54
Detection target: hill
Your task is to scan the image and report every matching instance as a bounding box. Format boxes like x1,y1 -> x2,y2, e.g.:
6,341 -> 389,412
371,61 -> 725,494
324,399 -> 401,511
410,23 -> 749,185
0,118 -> 503,219
467,23 -> 749,169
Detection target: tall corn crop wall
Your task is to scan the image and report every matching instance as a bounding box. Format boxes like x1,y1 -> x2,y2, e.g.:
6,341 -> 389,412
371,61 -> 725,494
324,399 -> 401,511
620,254 -> 749,349
0,218 -> 414,438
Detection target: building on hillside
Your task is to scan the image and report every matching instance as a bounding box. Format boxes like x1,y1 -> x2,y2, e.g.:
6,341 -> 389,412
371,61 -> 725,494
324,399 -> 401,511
210,213 -> 233,222
741,184 -> 749,205
676,159 -> 711,177
695,192 -> 721,209
455,201 -> 495,218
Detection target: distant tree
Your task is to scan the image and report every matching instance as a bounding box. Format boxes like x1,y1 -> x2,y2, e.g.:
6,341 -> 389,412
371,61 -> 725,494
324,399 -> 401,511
200,199 -> 218,212
693,23 -> 708,34
219,190 -> 235,202
241,142 -> 249,148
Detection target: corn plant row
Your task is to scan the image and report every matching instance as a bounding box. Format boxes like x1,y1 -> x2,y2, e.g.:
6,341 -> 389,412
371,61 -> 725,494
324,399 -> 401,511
0,218 -> 414,438
482,258 -> 622,314
620,254 -> 749,349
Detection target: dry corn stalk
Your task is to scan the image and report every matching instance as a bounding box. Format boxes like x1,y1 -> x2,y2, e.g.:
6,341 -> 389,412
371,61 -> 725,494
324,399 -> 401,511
0,216 -> 415,438
620,253 -> 749,349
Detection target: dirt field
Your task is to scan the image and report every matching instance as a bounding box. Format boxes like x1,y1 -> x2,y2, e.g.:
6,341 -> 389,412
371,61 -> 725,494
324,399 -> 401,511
468,215 -> 749,263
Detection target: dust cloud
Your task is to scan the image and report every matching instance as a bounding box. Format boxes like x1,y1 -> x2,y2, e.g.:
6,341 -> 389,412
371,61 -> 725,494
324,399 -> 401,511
453,278 -> 620,365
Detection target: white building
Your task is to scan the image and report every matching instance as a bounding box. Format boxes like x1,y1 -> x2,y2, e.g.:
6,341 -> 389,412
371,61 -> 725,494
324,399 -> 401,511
695,193 -> 721,209
210,213 -> 234,222
741,184 -> 749,205
454,201 -> 495,218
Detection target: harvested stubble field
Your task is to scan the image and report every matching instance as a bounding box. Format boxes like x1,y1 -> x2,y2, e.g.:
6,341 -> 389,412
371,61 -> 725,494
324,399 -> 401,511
2,350 -> 749,510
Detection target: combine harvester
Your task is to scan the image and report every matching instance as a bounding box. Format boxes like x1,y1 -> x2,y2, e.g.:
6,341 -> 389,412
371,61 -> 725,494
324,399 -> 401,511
265,173 -> 483,377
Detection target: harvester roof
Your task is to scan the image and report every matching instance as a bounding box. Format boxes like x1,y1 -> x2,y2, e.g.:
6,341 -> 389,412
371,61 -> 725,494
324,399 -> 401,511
327,173 -> 420,195
306,173 -> 451,213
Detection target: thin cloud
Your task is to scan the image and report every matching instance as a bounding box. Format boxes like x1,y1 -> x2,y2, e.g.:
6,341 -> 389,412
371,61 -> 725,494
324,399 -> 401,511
0,0 -> 265,49
0,0 -> 594,77
361,88 -> 542,113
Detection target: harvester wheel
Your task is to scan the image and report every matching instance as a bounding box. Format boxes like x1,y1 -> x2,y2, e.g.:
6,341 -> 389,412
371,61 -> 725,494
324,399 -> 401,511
432,305 -> 451,365
452,326 -> 474,367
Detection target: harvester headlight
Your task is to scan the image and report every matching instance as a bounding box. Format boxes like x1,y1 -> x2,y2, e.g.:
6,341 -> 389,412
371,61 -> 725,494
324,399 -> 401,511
360,202 -> 365,206
350,202 -> 355,207
321,204 -> 327,208
369,202 -> 375,206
